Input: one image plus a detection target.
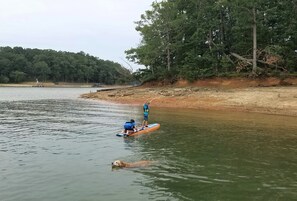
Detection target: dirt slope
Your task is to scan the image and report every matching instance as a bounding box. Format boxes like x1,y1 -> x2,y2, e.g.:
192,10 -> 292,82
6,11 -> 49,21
81,77 -> 297,116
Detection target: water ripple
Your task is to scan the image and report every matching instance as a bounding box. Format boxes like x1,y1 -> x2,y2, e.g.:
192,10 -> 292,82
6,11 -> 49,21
1,88 -> 297,201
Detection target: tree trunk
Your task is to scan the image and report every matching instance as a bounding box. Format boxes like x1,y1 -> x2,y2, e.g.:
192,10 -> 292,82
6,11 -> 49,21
208,29 -> 213,51
167,46 -> 171,71
167,33 -> 171,71
252,6 -> 257,74
220,9 -> 225,44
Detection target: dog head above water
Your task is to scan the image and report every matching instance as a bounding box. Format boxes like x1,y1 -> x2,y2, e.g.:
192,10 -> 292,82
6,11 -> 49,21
111,160 -> 126,168
112,160 -> 152,168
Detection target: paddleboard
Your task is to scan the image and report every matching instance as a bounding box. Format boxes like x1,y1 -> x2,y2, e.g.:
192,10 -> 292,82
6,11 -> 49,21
116,123 -> 160,137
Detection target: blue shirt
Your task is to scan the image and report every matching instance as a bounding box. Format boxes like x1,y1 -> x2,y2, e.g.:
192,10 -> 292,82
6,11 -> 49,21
143,104 -> 149,115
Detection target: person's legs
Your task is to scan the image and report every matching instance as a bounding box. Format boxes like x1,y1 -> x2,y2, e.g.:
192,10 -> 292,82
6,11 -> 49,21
125,129 -> 134,136
144,115 -> 148,127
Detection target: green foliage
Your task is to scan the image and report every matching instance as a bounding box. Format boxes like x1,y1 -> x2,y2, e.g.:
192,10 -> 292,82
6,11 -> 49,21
220,55 -> 235,73
0,47 -> 132,84
33,61 -> 51,82
9,71 -> 27,83
0,75 -> 9,83
133,68 -> 157,84
126,0 -> 297,81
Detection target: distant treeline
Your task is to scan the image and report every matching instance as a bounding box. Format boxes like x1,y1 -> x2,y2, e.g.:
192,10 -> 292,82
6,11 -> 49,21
0,46 -> 131,84
126,0 -> 297,82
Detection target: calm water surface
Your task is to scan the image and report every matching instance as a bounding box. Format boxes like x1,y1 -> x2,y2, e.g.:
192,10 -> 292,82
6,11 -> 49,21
0,87 -> 297,201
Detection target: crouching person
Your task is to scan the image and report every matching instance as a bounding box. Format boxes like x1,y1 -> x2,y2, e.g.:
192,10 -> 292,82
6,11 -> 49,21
123,119 -> 137,136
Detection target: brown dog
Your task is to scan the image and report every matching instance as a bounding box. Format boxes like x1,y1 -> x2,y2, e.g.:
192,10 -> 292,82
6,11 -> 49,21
112,160 -> 152,168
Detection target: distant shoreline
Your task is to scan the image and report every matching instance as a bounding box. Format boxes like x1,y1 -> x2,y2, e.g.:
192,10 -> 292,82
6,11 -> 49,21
0,82 -> 100,88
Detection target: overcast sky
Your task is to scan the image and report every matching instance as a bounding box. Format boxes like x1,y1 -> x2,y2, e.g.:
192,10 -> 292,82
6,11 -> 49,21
0,0 -> 153,71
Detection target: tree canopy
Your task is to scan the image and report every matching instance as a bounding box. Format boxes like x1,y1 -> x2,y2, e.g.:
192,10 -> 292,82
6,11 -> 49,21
0,46 -> 131,84
126,0 -> 297,82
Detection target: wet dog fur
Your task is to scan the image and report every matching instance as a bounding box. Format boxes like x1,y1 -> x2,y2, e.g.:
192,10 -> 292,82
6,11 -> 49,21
112,160 -> 152,168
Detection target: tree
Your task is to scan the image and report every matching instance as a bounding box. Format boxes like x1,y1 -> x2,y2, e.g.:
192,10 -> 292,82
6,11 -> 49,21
33,61 -> 51,82
0,58 -> 11,76
0,75 -> 9,83
9,71 -> 27,83
0,46 -> 132,84
126,0 -> 296,81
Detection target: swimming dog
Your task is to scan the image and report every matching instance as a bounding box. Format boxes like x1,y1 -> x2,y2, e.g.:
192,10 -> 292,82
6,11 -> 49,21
111,160 -> 152,168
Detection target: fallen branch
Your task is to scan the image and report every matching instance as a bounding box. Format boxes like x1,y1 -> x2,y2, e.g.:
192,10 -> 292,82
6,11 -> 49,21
257,60 -> 287,71
210,42 -> 235,65
230,52 -> 253,65
230,52 -> 286,71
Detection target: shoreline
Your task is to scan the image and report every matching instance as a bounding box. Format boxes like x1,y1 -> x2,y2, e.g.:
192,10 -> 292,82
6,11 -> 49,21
0,82 -> 130,88
0,82 -> 94,88
81,78 -> 297,117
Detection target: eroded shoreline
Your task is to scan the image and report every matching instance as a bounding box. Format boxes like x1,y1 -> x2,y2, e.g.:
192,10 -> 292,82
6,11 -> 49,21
81,85 -> 297,117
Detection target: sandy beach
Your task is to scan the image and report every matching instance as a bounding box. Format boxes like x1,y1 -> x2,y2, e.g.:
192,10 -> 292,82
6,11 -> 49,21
81,77 -> 297,117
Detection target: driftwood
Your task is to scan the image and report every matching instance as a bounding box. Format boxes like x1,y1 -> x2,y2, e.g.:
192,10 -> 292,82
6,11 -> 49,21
97,88 -> 117,92
122,93 -> 134,96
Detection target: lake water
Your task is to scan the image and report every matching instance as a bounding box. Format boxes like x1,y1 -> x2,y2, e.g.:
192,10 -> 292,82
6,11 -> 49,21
0,87 -> 297,201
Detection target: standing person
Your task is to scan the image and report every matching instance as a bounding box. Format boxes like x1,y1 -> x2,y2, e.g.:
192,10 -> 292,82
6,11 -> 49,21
142,101 -> 150,127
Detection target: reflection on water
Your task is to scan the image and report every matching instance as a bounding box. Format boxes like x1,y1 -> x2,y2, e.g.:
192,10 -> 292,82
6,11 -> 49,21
1,88 -> 297,201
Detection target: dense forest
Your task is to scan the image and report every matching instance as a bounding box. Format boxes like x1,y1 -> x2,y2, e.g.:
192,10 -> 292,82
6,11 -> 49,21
0,46 -> 131,84
126,0 -> 297,82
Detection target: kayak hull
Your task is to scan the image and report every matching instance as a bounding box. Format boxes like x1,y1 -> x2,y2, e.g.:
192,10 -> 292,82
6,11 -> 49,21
116,123 -> 160,137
